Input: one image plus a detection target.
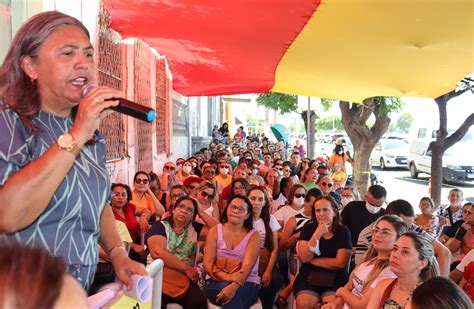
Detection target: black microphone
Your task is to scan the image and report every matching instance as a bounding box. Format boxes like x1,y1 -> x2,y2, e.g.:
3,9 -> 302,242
81,85 -> 156,123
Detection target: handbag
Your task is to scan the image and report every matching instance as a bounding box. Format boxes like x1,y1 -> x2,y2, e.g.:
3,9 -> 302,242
212,255 -> 242,275
258,247 -> 271,277
162,267 -> 190,299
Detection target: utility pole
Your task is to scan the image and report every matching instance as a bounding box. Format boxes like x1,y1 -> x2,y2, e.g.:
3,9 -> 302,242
306,96 -> 312,158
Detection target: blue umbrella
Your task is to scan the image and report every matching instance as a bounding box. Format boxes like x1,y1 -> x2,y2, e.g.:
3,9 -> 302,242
270,124 -> 289,145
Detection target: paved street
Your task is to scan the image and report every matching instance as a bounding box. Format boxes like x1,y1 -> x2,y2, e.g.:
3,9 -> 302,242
368,167 -> 474,212
312,142 -> 474,212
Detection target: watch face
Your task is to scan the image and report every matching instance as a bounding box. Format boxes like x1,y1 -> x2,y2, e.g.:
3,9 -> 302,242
58,133 -> 74,149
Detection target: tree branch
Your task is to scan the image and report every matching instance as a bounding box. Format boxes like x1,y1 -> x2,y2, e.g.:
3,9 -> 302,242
370,104 -> 391,140
444,113 -> 474,150
358,98 -> 375,125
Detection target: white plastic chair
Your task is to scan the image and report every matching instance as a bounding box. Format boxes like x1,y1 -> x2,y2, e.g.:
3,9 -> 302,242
147,258 -> 165,309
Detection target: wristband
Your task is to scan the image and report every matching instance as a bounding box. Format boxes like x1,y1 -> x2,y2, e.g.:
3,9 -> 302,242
108,245 -> 126,256
309,240 -> 321,256
454,227 -> 468,241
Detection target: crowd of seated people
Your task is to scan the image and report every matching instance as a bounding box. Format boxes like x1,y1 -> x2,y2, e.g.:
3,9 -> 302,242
88,136 -> 472,308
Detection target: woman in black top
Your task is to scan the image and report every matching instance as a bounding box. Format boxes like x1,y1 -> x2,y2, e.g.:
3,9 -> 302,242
294,196 -> 352,308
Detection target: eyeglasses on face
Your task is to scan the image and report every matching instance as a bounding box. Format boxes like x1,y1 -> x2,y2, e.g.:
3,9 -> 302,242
371,227 -> 395,238
321,182 -> 333,188
229,204 -> 247,213
220,165 -> 229,168
205,170 -> 216,174
135,178 -> 149,184
164,166 -> 175,171
249,196 -> 264,202
294,193 -> 306,198
176,203 -> 194,215
200,191 -> 214,199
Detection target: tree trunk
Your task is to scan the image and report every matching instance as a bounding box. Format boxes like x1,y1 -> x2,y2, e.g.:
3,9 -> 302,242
352,141 -> 373,193
431,91 -> 474,207
339,99 -> 391,195
430,145 -> 444,207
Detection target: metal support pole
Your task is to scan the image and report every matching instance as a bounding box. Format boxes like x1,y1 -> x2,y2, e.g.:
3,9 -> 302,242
307,96 -> 311,158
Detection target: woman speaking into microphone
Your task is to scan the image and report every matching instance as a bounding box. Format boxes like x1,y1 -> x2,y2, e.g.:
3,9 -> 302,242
0,11 -> 146,290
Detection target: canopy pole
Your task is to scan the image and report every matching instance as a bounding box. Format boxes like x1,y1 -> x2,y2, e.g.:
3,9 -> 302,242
307,96 -> 311,158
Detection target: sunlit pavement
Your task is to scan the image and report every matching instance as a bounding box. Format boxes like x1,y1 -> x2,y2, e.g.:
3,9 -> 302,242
311,142 -> 474,211
372,168 -> 474,211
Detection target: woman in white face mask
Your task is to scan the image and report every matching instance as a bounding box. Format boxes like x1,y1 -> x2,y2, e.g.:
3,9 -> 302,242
274,184 -> 307,228
340,187 -> 360,210
176,160 -> 194,182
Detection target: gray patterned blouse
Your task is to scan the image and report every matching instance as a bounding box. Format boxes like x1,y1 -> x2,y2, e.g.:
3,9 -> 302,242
0,106 -> 110,268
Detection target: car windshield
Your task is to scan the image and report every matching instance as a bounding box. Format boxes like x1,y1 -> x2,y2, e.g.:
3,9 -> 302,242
445,141 -> 473,156
383,140 -> 408,150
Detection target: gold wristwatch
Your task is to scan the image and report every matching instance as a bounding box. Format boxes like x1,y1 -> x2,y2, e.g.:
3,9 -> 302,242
57,133 -> 81,156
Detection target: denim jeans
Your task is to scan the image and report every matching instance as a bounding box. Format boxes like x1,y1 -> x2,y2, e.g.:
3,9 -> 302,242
205,279 -> 259,309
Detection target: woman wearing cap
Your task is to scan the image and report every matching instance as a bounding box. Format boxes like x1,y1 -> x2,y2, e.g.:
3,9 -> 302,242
328,142 -> 352,174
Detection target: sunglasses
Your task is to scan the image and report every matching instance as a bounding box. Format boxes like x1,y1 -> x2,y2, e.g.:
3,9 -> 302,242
220,165 -> 229,168
294,193 -> 306,198
135,178 -> 149,184
164,166 -> 175,171
200,191 -> 214,200
321,182 -> 333,188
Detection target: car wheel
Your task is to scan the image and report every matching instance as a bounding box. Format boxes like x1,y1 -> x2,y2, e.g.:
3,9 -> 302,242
380,158 -> 386,170
409,163 -> 418,179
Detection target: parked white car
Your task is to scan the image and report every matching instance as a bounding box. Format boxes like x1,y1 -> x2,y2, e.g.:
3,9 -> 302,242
370,139 -> 409,169
407,138 -> 474,184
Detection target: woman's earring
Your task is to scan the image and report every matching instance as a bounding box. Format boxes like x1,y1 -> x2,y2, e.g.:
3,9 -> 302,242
30,77 -> 37,85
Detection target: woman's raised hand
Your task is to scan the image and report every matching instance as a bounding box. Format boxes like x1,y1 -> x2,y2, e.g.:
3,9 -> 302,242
70,86 -> 123,146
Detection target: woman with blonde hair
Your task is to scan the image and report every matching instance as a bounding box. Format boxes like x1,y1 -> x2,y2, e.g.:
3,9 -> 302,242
195,181 -> 220,223
322,215 -> 407,309
367,232 -> 440,308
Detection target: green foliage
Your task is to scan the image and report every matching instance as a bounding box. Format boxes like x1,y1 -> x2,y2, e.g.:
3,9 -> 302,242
316,116 -> 344,132
256,92 -> 298,114
373,96 -> 403,115
245,114 -> 265,133
321,98 -> 336,112
395,112 -> 415,134
288,123 -> 305,134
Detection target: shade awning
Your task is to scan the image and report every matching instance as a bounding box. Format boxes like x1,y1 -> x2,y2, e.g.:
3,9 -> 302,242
104,0 -> 474,102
